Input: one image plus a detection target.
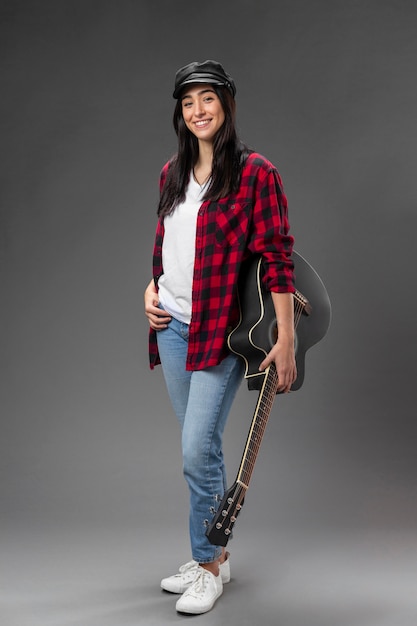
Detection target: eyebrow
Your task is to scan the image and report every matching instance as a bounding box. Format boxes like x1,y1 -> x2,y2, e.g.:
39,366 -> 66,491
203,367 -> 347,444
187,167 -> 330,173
181,88 -> 216,101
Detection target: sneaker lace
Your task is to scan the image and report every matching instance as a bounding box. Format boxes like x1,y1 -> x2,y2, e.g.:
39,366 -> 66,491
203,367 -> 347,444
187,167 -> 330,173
186,569 -> 208,597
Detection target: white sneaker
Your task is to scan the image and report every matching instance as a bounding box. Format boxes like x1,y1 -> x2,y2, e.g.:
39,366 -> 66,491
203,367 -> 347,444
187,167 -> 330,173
161,554 -> 230,593
176,567 -> 223,614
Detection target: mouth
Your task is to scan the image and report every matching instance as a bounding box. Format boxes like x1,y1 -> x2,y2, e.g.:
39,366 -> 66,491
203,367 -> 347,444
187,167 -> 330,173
194,119 -> 212,129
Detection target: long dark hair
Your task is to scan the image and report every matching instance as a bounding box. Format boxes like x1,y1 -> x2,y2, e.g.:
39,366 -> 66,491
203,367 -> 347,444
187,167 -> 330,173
157,86 -> 250,217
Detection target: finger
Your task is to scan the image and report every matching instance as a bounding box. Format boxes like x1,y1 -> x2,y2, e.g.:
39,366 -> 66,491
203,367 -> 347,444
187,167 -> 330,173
148,311 -> 172,330
146,304 -> 171,318
258,356 -> 271,372
277,382 -> 290,393
149,320 -> 169,330
276,382 -> 290,394
276,371 -> 292,392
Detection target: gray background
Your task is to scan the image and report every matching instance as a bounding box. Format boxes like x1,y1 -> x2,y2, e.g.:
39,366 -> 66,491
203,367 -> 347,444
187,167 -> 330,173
1,1 -> 416,625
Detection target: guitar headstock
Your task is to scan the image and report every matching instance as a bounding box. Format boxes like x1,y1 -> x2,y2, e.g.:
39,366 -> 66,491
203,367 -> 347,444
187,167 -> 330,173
206,482 -> 246,547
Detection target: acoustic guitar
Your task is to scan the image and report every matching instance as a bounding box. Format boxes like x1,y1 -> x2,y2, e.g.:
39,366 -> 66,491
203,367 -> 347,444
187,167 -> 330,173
206,251 -> 331,546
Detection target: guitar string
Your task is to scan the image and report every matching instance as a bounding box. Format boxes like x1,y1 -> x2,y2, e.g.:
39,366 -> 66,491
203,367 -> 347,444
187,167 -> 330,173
242,367 -> 278,483
294,298 -> 303,328
237,363 -> 277,483
244,394 -> 274,478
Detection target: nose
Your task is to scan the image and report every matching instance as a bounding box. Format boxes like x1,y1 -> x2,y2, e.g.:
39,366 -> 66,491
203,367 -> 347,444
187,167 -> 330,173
195,99 -> 205,116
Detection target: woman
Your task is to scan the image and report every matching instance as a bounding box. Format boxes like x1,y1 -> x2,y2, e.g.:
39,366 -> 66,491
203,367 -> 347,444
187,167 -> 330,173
144,60 -> 297,615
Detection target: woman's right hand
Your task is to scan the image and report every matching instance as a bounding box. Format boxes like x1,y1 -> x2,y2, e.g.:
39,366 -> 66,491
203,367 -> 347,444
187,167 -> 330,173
144,279 -> 172,330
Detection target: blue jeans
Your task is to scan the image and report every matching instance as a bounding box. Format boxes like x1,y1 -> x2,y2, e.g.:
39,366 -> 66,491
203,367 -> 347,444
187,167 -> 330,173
156,316 -> 244,563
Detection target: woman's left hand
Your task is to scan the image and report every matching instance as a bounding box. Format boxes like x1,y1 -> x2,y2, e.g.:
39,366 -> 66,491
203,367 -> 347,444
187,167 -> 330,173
259,339 -> 297,393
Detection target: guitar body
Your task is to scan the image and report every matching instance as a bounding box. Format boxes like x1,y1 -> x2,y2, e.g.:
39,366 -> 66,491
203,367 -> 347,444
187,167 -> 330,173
228,250 -> 332,391
206,251 -> 331,547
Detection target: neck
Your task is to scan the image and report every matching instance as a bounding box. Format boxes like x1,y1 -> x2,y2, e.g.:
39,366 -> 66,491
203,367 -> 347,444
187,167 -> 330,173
196,140 -> 214,170
193,142 -> 213,186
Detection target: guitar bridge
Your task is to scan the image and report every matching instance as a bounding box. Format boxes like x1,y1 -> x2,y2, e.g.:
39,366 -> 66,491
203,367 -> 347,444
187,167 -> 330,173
294,290 -> 312,315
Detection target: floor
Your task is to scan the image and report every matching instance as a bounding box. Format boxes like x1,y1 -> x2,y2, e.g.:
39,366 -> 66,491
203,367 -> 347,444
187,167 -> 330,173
2,523 -> 416,626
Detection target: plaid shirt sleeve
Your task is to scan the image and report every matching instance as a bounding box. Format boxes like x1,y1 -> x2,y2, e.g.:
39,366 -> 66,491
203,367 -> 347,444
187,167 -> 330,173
245,155 -> 294,292
149,153 -> 295,371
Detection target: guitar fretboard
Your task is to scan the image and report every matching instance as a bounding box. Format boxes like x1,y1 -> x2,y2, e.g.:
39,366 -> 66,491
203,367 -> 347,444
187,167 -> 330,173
237,363 -> 279,487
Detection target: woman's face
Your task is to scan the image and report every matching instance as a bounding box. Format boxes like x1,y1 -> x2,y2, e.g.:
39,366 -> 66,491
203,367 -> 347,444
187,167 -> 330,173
181,84 -> 225,144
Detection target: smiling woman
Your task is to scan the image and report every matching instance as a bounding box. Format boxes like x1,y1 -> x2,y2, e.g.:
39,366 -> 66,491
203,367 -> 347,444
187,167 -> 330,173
143,60 -> 296,615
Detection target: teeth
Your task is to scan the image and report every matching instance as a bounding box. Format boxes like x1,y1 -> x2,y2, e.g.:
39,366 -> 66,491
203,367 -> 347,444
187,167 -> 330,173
195,120 -> 210,127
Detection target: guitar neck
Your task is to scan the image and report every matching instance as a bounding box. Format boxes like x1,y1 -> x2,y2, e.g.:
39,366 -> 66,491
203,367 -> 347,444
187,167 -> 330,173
236,364 -> 279,487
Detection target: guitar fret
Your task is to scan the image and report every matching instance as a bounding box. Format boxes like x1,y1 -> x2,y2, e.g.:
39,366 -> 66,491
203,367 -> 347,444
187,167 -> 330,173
238,364 -> 279,485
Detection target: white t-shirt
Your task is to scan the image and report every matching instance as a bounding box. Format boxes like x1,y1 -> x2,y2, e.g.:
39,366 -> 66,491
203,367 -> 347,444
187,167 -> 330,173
158,176 -> 208,324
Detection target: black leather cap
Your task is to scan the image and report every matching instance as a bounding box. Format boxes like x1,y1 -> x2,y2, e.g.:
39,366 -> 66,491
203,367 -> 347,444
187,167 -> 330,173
173,60 -> 236,99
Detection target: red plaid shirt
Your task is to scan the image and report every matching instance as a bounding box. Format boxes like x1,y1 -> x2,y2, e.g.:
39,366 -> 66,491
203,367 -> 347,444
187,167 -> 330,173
149,152 -> 295,371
